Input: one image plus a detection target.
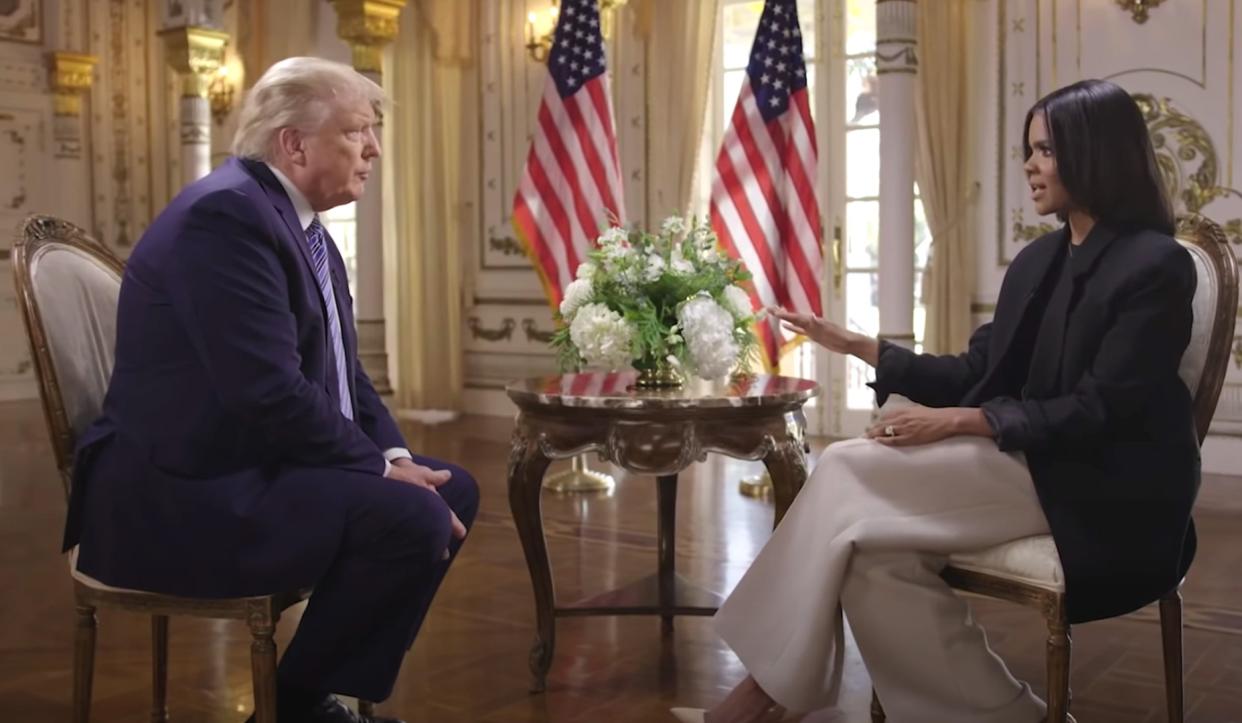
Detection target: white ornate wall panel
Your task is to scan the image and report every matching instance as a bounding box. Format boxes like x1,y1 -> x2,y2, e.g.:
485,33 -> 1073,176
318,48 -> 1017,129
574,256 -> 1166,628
0,0 -> 93,401
467,0 -> 647,402
988,0 -> 1242,439
88,0 -> 176,252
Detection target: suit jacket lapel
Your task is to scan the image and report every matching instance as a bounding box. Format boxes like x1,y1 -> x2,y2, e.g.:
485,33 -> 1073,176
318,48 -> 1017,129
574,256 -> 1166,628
236,158 -> 319,281
987,227 -> 1069,369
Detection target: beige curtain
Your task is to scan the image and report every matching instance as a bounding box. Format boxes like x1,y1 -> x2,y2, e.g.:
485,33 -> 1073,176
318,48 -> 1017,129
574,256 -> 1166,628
635,0 -> 720,221
386,0 -> 474,411
915,0 -> 976,355
238,0 -> 319,86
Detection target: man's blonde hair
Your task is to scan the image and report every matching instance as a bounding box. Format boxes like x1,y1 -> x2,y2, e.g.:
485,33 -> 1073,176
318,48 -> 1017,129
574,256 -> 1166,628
231,57 -> 386,161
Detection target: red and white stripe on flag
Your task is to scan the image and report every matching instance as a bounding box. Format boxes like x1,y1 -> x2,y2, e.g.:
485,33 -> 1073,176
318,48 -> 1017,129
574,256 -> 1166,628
512,0 -> 626,308
710,0 -> 823,368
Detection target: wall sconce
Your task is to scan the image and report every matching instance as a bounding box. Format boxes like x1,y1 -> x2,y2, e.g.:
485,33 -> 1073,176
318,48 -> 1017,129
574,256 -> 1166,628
207,63 -> 235,125
525,1 -> 559,63
524,0 -> 629,62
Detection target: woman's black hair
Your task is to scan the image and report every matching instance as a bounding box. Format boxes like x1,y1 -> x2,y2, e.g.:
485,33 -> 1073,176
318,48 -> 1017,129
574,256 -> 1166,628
1022,79 -> 1174,234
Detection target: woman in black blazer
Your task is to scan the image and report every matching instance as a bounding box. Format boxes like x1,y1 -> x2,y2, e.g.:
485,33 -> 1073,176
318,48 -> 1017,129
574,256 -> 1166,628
674,80 -> 1198,723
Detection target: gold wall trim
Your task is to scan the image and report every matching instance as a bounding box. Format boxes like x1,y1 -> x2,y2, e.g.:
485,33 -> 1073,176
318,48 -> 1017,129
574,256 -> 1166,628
1115,0 -> 1169,24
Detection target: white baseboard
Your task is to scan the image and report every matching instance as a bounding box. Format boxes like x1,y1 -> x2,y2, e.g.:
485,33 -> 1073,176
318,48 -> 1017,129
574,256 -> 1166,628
394,408 -> 460,425
0,378 -> 36,402
1201,432 -> 1242,476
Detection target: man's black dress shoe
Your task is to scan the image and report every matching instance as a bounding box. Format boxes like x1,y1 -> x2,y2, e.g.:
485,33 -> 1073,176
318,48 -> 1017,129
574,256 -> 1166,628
243,694 -> 406,723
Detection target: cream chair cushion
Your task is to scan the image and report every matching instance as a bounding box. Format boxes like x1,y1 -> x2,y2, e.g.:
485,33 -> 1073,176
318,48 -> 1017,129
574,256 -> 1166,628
948,535 -> 1065,591
949,241 -> 1217,592
29,243 -> 121,438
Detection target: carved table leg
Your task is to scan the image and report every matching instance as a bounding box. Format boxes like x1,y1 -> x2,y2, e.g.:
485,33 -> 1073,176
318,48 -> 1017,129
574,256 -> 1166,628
656,473 -> 678,636
508,427 -> 555,692
763,432 -> 809,527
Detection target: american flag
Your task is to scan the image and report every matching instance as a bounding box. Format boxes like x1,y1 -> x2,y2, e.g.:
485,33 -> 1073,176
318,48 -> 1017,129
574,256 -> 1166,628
513,0 -> 626,308
711,0 -> 822,367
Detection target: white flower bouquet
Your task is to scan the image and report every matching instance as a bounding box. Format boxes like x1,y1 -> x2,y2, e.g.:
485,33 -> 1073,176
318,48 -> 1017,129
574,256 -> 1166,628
551,216 -> 761,386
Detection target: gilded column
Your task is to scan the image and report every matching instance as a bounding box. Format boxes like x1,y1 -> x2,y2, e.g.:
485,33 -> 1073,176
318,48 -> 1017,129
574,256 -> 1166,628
876,0 -> 918,350
47,52 -> 98,229
330,0 -> 407,396
160,26 -> 228,186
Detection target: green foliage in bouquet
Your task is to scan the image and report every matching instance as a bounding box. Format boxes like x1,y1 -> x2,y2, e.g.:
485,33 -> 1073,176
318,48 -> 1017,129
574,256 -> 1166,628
550,216 -> 762,380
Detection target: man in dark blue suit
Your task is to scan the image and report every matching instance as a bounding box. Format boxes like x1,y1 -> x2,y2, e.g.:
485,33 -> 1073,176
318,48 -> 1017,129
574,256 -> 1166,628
67,57 -> 478,723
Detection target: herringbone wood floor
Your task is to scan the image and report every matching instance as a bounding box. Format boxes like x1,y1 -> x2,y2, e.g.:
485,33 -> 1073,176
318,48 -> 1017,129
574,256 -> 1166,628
2,399 -> 1240,722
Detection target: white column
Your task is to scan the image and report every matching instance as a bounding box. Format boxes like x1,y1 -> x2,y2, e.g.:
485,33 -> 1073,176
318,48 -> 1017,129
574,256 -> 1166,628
179,95 -> 211,184
330,0 -> 407,396
876,0 -> 919,350
160,26 -> 228,186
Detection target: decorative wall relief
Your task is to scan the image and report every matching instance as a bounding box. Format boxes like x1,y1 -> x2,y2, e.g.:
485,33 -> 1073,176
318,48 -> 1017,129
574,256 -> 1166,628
89,0 -> 162,251
522,318 -> 555,343
1114,0 -> 1167,25
0,0 -> 41,44
999,0 -> 1241,261
467,316 -> 517,342
1135,93 -> 1242,244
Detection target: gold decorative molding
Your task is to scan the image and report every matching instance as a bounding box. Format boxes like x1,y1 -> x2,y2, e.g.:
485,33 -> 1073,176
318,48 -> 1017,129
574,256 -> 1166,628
1135,94 -> 1242,245
330,0 -> 407,76
598,0 -> 629,42
1115,0 -> 1168,24
46,52 -> 97,117
468,317 -> 516,342
158,26 -> 228,98
1011,208 -> 1057,244
522,319 -> 556,344
488,235 -> 525,256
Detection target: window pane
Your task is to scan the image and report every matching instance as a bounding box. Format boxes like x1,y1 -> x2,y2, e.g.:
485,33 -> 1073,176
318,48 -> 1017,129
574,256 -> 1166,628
845,271 -> 879,336
321,201 -> 357,298
845,269 -> 879,410
914,198 -> 930,268
846,127 -> 879,199
722,2 -> 765,69
797,0 -> 816,59
805,63 -> 817,122
847,355 -> 876,409
845,200 -> 879,268
846,55 -> 878,126
845,0 -> 876,56
722,68 -> 747,127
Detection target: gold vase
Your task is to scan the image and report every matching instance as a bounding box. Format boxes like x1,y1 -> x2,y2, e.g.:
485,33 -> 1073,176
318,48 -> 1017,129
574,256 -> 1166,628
634,359 -> 683,389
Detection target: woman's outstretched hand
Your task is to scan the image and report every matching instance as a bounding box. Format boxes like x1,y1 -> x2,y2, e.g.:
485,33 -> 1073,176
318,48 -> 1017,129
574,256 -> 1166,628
768,307 -> 879,366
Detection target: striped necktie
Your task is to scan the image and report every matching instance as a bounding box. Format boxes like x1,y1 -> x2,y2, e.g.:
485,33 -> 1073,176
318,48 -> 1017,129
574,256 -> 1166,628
305,218 -> 354,419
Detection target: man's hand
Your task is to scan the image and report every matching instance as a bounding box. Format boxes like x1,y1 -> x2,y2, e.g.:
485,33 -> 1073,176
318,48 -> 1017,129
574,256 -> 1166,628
865,407 -> 992,447
386,458 -> 467,541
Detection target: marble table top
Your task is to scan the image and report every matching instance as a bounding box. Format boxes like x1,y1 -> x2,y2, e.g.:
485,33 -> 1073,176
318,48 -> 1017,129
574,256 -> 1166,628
505,372 -> 820,410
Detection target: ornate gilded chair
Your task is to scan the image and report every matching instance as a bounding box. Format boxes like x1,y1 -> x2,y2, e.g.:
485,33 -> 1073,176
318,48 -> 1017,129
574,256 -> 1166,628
871,215 -> 1238,723
10,215 -> 363,723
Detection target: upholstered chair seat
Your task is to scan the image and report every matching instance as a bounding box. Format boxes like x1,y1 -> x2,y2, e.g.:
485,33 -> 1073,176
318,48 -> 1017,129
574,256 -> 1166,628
947,535 -> 1065,592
